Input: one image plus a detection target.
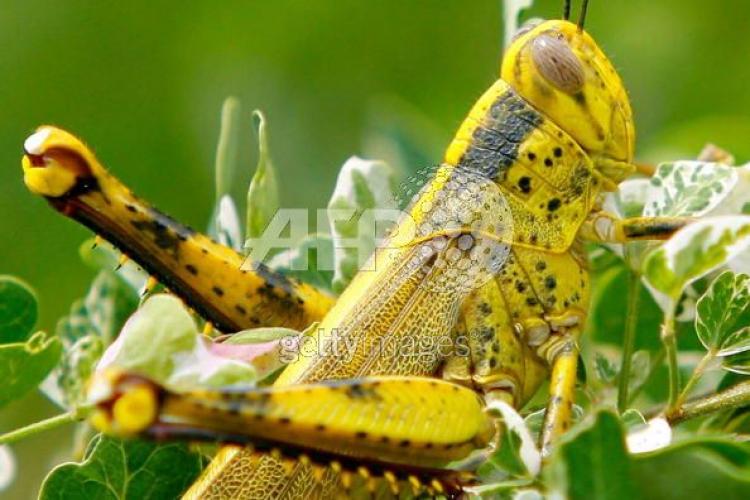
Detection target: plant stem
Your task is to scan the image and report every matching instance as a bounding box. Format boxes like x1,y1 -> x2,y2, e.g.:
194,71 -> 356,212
661,309 -> 680,409
667,380 -> 750,425
674,349 -> 715,410
617,270 -> 641,413
0,405 -> 93,445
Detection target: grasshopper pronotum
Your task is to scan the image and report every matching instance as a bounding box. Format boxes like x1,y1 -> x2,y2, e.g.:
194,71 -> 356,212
21,1 -> 693,497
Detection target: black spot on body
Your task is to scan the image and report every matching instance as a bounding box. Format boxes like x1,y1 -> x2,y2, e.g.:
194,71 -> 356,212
547,198 -> 561,212
544,158 -> 554,167
212,286 -> 224,296
545,276 -> 557,290
553,147 -> 563,157
185,264 -> 198,275
518,176 -> 532,194
535,261 -> 547,271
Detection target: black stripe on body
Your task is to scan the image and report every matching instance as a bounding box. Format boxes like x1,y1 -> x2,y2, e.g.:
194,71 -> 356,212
457,89 -> 543,180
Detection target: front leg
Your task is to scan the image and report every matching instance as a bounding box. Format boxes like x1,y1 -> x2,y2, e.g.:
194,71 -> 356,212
538,334 -> 579,455
580,212 -> 693,243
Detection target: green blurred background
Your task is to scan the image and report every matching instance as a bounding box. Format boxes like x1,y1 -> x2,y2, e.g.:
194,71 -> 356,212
1,0 -> 749,497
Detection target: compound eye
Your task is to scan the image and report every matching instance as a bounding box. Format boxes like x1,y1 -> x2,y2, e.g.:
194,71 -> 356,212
531,34 -> 585,94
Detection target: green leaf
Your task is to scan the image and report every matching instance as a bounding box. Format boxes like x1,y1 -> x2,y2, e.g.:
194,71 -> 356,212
548,411 -> 750,499
327,156 -> 397,293
39,435 -> 203,500
546,411 -> 635,500
97,294 -> 256,391
0,275 -> 38,343
0,331 -> 61,408
245,110 -> 280,242
587,262 -> 664,351
628,351 -> 651,393
266,233 -> 335,291
593,352 -> 618,385
644,161 -> 737,217
630,438 -> 750,499
643,215 -> 750,302
225,327 -> 301,345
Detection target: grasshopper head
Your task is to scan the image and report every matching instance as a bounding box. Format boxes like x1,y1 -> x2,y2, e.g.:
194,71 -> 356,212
502,19 -> 635,183
21,126 -> 102,198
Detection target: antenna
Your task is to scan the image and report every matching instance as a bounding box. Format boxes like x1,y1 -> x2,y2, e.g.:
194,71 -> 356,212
563,0 -> 571,20
578,0 -> 590,30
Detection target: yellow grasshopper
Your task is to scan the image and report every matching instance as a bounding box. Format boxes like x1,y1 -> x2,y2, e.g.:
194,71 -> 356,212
21,2 -> 692,497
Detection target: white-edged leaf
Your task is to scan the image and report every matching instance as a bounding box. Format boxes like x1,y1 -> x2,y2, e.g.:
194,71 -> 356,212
718,327 -> 750,356
644,161 -> 737,217
327,156 -> 397,293
213,194 -> 242,250
722,349 -> 750,375
45,270 -> 138,408
621,409 -> 647,430
626,417 -> 672,454
711,163 -> 750,273
604,178 -> 652,219
0,445 -> 16,491
643,215 -> 750,302
695,271 -> 750,353
503,0 -> 535,48
485,400 -> 541,477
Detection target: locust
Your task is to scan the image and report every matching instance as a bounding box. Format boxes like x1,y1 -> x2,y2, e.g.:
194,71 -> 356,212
20,1 -> 693,498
